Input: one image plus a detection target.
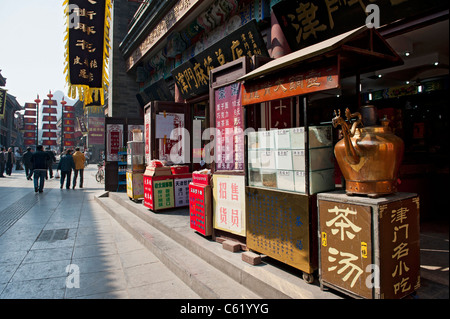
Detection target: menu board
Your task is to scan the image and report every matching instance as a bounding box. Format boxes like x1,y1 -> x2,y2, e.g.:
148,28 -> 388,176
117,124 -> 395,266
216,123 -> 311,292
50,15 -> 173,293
214,83 -> 244,171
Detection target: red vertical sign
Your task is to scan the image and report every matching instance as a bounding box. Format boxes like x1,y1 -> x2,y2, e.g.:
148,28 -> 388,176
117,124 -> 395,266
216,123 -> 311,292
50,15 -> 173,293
214,83 -> 244,171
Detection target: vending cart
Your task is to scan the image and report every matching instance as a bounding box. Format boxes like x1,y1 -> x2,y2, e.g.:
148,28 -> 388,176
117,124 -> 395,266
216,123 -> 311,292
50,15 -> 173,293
126,141 -> 145,201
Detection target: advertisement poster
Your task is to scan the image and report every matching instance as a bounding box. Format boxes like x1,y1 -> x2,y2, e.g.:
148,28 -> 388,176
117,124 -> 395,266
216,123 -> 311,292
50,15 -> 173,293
213,175 -> 246,236
106,124 -> 123,161
88,117 -> 105,146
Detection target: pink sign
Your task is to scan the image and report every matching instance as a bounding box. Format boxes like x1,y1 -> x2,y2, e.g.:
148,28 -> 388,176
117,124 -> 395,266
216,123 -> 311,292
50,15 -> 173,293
214,83 -> 244,171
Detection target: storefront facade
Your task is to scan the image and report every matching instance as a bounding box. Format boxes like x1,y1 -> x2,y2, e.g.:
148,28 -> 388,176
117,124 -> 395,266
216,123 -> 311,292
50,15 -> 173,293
108,0 -> 448,298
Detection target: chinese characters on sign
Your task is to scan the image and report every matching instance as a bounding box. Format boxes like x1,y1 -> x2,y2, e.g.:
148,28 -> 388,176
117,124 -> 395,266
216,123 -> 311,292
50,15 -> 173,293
213,175 -> 245,236
320,201 -> 372,298
88,117 -> 105,146
214,83 -> 244,171
143,176 -> 175,211
172,20 -> 268,99
242,62 -> 339,105
272,0 -> 447,52
106,124 -> 123,161
65,0 -> 111,104
0,88 -> 6,119
246,188 -> 312,273
380,197 -> 420,299
319,195 -> 420,299
189,184 -> 211,236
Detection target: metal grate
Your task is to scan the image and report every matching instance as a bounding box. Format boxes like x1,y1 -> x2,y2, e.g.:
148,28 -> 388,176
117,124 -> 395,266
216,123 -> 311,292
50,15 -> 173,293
0,192 -> 43,237
36,229 -> 69,242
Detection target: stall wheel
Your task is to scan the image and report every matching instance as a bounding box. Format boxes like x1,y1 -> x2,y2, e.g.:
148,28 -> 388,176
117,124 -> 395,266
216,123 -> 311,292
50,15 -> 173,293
302,272 -> 315,284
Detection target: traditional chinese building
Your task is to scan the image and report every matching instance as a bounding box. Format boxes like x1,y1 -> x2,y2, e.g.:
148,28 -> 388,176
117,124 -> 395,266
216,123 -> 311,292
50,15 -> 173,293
109,0 -> 448,223
0,70 -> 24,149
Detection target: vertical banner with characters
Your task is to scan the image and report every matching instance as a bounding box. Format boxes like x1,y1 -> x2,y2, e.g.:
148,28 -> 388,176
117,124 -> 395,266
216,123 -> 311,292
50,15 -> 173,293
0,88 -> 7,119
64,0 -> 111,105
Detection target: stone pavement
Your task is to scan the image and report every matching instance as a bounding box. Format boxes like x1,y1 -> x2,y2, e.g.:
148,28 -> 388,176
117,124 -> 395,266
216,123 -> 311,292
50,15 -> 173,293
0,164 -> 448,300
0,165 -> 200,299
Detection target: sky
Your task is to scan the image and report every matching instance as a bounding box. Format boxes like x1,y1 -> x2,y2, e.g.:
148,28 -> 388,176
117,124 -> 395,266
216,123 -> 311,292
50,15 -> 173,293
0,0 -> 75,106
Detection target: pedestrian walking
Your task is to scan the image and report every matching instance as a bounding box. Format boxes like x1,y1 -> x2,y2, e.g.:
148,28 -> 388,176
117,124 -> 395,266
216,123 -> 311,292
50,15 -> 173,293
57,149 -> 75,189
22,147 -> 33,180
14,148 -> 23,170
5,147 -> 14,176
0,146 -> 5,177
45,146 -> 56,179
72,147 -> 85,189
30,145 -> 51,193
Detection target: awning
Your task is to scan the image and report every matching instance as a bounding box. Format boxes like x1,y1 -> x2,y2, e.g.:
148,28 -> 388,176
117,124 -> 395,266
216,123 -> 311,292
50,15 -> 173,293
238,26 -> 403,83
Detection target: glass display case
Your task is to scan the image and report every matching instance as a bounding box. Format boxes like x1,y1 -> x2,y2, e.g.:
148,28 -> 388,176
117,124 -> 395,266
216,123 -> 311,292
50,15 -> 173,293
247,126 -> 335,194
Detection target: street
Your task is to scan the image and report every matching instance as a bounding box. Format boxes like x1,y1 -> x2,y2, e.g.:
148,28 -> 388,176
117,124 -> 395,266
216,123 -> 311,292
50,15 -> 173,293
0,165 -> 200,299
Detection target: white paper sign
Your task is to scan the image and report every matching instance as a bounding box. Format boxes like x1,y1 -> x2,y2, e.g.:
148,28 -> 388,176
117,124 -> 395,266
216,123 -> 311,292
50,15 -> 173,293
155,114 -> 175,139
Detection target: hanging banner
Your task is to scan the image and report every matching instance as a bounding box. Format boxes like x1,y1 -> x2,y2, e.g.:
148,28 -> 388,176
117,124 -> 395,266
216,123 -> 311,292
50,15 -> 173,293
64,0 -> 112,105
0,88 -> 7,119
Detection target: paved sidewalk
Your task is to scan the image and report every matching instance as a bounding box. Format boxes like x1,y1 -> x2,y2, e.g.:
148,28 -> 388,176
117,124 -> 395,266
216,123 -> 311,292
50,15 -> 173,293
0,166 -> 199,299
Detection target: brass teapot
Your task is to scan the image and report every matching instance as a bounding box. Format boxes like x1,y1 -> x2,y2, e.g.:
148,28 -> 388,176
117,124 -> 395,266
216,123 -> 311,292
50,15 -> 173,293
332,106 -> 404,197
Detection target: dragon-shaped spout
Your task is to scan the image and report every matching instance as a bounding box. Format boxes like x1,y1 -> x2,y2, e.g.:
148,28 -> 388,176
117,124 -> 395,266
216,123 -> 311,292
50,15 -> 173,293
332,108 -> 362,165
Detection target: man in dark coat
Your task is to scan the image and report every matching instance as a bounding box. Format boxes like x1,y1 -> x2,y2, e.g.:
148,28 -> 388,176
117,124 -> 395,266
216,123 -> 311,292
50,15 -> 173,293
0,147 -> 5,177
31,145 -> 51,193
5,147 -> 14,176
57,149 -> 75,189
45,146 -> 56,179
22,147 -> 33,180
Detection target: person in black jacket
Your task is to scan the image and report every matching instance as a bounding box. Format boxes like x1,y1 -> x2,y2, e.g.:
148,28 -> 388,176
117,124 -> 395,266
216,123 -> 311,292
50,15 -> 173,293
5,147 -> 14,176
57,149 -> 75,189
0,147 -> 5,177
22,147 -> 33,180
31,145 -> 51,193
45,146 -> 56,179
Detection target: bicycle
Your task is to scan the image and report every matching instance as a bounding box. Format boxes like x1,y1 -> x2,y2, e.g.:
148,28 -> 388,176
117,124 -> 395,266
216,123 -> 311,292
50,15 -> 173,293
95,161 -> 105,183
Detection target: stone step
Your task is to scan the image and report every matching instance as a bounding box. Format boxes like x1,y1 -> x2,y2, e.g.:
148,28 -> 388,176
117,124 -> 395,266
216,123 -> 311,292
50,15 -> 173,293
95,194 -> 260,299
99,191 -> 340,299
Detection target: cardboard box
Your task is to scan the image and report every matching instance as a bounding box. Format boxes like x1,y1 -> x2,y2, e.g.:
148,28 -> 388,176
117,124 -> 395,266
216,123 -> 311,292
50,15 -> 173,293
277,170 -> 295,191
292,147 -> 334,171
189,183 -> 212,236
290,126 -> 333,149
170,165 -> 190,175
257,130 -> 275,149
275,150 -> 293,170
192,172 -> 210,186
275,129 -> 291,149
144,166 -> 172,177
